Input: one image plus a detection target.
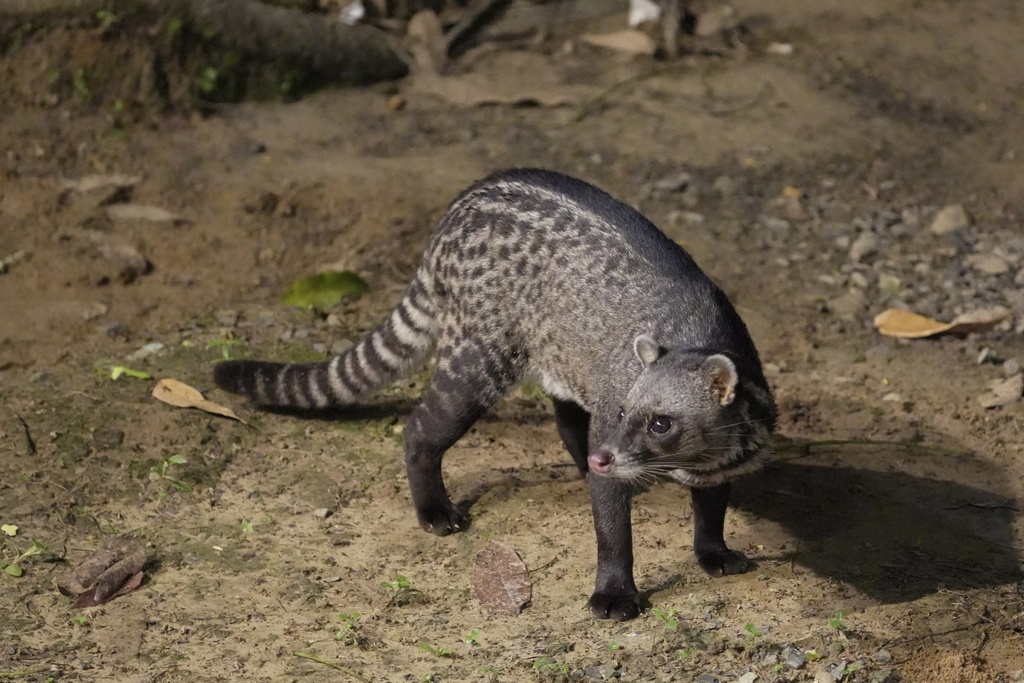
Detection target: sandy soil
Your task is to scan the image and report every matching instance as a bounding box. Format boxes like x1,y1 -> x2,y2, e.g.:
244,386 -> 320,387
2,1 -> 1024,681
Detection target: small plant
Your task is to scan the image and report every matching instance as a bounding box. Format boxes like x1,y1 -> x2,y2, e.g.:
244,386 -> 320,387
677,648 -> 696,660
196,66 -> 219,95
150,455 -> 192,493
240,519 -> 254,534
95,9 -> 118,29
72,68 -> 92,101
418,643 -> 453,658
805,649 -> 823,662
829,610 -> 849,632
109,365 -> 152,381
335,612 -> 360,644
743,623 -> 763,640
771,663 -> 784,674
72,614 -> 90,627
533,657 -> 568,674
381,574 -> 412,604
651,607 -> 679,631
463,629 -> 481,647
2,540 -> 46,577
207,339 -> 243,359
607,641 -> 622,652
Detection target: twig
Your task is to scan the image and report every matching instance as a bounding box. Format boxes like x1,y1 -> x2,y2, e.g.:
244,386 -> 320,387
943,501 -> 1020,512
444,0 -> 514,58
14,415 -> 35,455
292,652 -> 371,683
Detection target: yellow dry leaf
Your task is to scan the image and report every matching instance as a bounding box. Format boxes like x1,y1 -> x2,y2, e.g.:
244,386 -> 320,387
152,378 -> 245,424
1,524 -> 18,537
874,307 -> 1010,339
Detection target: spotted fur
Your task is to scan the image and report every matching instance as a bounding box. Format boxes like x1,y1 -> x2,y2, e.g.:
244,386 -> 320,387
213,168 -> 777,621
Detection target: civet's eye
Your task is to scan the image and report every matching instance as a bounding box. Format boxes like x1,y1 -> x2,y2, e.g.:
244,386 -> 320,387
618,408 -> 626,422
648,416 -> 672,435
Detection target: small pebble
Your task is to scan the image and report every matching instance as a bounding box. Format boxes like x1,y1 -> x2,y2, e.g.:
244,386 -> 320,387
930,204 -> 969,235
332,339 -> 354,355
873,649 -> 892,664
827,289 -> 867,319
313,508 -> 331,518
967,253 -> 1010,275
736,672 -> 757,683
882,392 -> 901,402
848,231 -> 879,263
849,272 -> 869,289
127,342 -> 165,361
652,172 -> 691,193
696,675 -> 718,683
312,343 -> 327,354
215,309 -> 240,326
1004,359 -> 1021,376
712,175 -> 736,196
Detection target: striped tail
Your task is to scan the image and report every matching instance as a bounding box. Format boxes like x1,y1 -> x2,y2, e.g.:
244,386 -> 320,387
213,272 -> 438,408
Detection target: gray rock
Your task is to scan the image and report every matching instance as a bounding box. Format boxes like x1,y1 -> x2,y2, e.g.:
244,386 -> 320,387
215,309 -> 240,326
127,341 -> 165,361
849,272 -> 869,289
848,232 -> 879,263
312,343 -> 327,354
930,204 -> 969,235
1004,359 -> 1021,376
783,647 -> 806,670
736,673 -> 757,683
313,508 -> 332,518
828,289 -> 868,319
873,649 -> 892,664
652,173 -> 691,193
967,253 -> 1010,275
696,675 -> 718,683
332,339 -> 354,355
712,175 -> 736,196
869,670 -> 894,683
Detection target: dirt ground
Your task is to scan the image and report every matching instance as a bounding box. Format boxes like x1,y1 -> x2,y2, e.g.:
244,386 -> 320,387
2,1 -> 1024,681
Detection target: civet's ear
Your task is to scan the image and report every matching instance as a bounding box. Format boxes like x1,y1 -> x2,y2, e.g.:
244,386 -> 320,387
702,354 -> 738,406
633,335 -> 664,367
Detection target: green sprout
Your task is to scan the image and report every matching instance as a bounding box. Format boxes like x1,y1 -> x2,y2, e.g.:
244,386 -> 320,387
150,455 -> 191,493
2,540 -> 47,577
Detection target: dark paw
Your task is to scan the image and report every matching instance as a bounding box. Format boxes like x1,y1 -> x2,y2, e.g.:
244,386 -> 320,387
696,547 -> 751,577
416,503 -> 470,536
587,591 -> 641,621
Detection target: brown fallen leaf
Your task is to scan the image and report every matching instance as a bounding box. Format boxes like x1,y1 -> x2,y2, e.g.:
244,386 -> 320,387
153,378 -> 246,423
472,540 -> 531,616
57,536 -> 150,607
978,374 -> 1023,409
580,29 -> 658,56
874,307 -> 1011,339
106,203 -> 187,225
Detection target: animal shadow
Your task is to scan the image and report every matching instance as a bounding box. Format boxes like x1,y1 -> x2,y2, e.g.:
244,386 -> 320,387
732,438 -> 1022,602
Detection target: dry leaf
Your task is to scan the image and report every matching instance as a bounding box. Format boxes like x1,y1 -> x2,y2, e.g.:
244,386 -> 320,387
106,203 -> 187,225
978,374 -> 1023,409
57,536 -> 150,607
874,307 -> 1011,339
580,29 -> 658,55
472,540 -> 531,616
153,378 -> 245,423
